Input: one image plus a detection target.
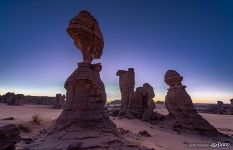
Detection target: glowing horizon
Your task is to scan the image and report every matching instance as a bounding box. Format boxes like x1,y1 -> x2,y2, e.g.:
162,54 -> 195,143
1,85 -> 232,104
1,1 -> 233,104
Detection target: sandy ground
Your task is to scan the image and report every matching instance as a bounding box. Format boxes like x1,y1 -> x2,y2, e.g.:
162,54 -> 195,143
0,103 -> 232,150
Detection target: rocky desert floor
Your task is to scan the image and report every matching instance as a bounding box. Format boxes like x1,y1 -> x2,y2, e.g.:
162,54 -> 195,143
0,103 -> 233,150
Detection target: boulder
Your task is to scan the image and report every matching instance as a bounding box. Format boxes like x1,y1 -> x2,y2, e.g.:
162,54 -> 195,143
67,10 -> 104,62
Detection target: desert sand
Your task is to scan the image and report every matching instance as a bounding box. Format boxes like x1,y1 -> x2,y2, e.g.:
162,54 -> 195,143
0,103 -> 232,150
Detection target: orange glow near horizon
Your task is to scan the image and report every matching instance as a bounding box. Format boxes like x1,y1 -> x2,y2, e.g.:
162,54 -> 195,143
1,87 -> 232,104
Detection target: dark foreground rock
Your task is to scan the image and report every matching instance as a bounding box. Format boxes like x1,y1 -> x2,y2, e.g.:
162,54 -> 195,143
0,124 -> 21,150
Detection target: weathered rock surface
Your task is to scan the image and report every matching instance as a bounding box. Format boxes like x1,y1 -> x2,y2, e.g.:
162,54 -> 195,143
53,94 -> 65,109
116,69 -> 163,121
164,70 -> 219,136
116,68 -> 135,115
67,10 -> 104,62
22,10 -> 150,150
0,124 -> 21,150
54,62 -> 116,130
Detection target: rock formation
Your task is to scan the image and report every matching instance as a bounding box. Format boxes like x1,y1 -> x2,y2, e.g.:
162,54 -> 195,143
7,94 -> 24,106
22,10 -> 150,150
116,69 -> 163,121
53,94 -> 65,109
0,93 -> 56,105
2,92 -> 15,104
126,87 -> 144,119
141,83 -> 156,121
67,10 -> 104,63
0,92 -> 24,106
229,99 -> 233,115
164,70 -> 219,135
217,101 -> 224,114
54,62 -> 116,130
116,68 -> 135,115
0,124 -> 21,150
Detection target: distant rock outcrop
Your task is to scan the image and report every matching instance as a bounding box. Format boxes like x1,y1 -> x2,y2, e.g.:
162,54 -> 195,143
229,99 -> 233,115
7,94 -> 24,106
164,70 -> 219,136
53,94 -> 65,109
0,93 -> 56,105
217,101 -> 224,114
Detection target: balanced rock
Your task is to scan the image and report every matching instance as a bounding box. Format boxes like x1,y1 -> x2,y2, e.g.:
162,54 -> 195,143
116,68 -> 135,115
53,94 -> 65,109
23,10 -> 150,150
164,70 -> 218,135
67,10 -> 104,63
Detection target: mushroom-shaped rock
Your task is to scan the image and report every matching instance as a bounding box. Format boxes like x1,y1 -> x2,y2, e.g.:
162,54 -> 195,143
67,10 -> 104,62
164,70 -> 219,136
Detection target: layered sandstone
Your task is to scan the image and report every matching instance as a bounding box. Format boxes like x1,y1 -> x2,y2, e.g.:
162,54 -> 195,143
116,69 -> 163,121
116,68 -> 135,115
67,10 -> 104,62
164,70 -> 219,135
23,10 -> 150,150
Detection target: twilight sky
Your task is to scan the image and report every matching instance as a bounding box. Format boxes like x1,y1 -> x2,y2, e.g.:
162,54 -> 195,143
0,0 -> 233,103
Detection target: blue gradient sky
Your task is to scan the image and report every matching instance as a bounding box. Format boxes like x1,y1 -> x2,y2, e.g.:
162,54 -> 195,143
0,0 -> 233,103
